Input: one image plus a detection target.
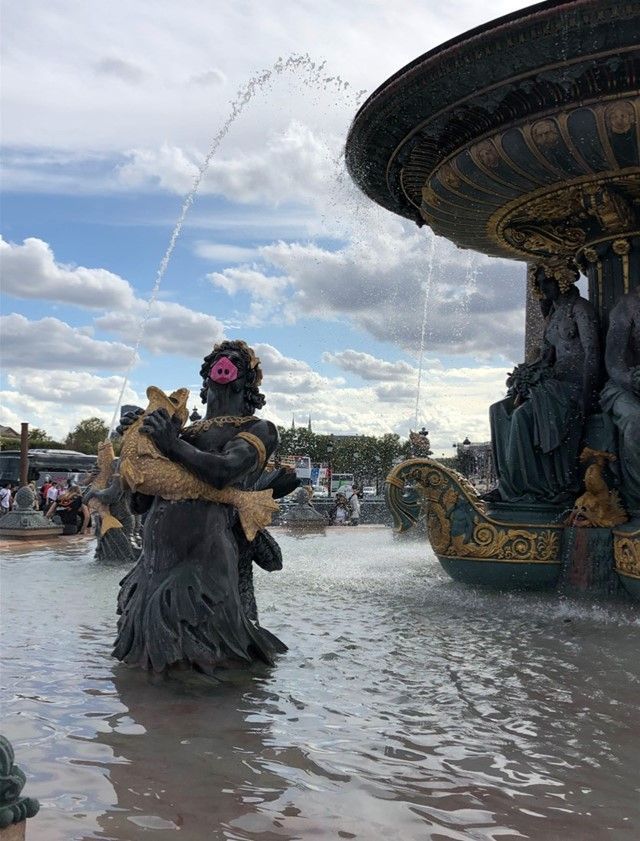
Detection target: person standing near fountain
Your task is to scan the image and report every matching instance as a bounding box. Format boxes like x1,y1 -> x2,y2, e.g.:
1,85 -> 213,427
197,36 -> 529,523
488,263 -> 600,504
601,289 -> 640,515
113,340 -> 287,675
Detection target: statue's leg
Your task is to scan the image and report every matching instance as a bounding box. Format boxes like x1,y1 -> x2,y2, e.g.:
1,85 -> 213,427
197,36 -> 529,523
489,397 -> 514,493
498,401 -> 549,501
607,392 -> 640,512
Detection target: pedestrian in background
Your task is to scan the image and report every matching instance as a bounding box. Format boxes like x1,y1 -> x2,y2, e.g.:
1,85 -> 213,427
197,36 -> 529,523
348,485 -> 361,526
0,483 -> 11,516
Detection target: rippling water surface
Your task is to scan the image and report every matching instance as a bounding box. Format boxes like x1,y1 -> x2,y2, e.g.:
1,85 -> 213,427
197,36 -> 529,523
2,528 -> 639,840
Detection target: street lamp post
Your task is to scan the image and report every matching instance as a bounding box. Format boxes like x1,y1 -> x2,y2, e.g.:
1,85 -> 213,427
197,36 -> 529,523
453,437 -> 473,477
326,435 -> 334,498
374,453 -> 381,495
352,450 -> 360,488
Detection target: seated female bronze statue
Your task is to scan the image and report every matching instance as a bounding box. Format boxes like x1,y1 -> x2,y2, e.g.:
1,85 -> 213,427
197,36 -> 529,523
488,263 -> 600,504
113,340 -> 293,675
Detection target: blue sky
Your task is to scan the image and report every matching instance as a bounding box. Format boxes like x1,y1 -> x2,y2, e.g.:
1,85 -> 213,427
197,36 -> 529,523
1,0 -> 534,453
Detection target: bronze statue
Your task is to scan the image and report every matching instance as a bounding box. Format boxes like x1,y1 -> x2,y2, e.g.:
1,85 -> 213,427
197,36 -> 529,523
83,443 -> 140,564
601,289 -> 640,514
112,340 -> 295,675
488,263 -> 600,504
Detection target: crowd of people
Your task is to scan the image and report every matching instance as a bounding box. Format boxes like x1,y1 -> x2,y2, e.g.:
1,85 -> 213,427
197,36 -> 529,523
0,478 -> 91,534
328,485 -> 362,526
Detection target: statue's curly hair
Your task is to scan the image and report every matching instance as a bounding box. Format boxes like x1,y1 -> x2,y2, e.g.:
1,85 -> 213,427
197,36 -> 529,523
528,259 -> 580,299
199,339 -> 265,414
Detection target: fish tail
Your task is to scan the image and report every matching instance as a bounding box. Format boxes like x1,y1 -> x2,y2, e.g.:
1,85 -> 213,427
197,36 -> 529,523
100,512 -> 123,535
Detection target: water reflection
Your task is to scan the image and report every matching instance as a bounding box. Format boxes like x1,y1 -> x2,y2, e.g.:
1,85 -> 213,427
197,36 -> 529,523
87,668 -> 302,840
1,529 -> 639,840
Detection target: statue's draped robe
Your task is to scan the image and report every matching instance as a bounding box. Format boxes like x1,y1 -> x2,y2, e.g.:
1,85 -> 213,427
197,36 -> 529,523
113,421 -> 286,674
601,381 -> 640,512
490,380 -> 582,503
490,293 -> 596,504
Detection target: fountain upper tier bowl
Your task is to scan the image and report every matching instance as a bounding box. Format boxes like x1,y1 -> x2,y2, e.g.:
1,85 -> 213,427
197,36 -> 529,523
345,0 -> 640,265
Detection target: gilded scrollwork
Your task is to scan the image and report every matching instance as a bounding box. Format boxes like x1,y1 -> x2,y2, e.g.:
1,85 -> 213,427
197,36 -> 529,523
385,458 -> 560,563
613,528 -> 640,579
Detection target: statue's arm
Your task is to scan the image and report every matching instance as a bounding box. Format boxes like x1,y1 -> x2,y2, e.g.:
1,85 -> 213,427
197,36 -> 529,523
539,334 -> 555,367
605,298 -> 634,391
143,409 -> 278,489
525,332 -> 554,370
85,477 -> 122,505
575,301 -> 601,411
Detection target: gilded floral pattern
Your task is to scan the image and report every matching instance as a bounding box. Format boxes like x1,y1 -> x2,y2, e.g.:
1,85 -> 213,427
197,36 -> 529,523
385,458 -> 560,564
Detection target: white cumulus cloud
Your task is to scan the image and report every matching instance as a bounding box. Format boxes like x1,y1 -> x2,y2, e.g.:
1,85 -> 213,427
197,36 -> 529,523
1,236 -> 136,310
0,313 -> 134,371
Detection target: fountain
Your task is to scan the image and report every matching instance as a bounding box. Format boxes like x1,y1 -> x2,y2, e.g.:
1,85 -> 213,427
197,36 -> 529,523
346,0 -> 640,599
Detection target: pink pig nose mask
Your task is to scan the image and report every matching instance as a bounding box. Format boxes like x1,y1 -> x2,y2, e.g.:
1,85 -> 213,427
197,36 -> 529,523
209,356 -> 239,384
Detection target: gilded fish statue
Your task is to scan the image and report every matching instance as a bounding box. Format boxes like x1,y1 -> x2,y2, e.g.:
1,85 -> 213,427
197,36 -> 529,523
88,440 -> 123,536
567,448 -> 628,528
119,386 -> 279,541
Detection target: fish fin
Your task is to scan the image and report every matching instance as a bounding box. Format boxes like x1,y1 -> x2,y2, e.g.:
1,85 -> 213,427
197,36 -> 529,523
120,460 -> 143,491
100,512 -> 123,535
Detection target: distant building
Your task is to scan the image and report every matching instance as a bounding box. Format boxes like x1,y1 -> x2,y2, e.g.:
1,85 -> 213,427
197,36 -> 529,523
0,425 -> 20,440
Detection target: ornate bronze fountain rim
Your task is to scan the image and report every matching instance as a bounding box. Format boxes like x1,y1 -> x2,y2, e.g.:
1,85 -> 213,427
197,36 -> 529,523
346,0 -> 640,263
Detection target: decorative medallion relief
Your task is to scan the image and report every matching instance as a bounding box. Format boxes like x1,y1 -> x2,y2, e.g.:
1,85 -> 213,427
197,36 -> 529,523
416,97 -> 640,262
613,528 -> 640,579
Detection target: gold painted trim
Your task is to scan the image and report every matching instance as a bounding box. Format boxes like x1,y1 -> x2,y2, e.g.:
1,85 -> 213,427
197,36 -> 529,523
438,555 -> 562,566
613,526 -> 640,579
487,168 -> 640,259
466,141 -> 533,193
403,88 -> 640,213
594,105 -> 622,171
385,476 -> 405,490
613,239 -> 631,293
556,112 -> 595,175
598,259 -> 603,314
389,458 -> 565,530
577,229 -> 640,252
520,121 -> 565,179
492,135 -> 547,189
237,431 -> 267,467
617,568 -> 640,580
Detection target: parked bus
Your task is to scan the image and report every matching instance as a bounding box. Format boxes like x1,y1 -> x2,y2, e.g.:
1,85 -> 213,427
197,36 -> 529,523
0,449 -> 97,488
330,472 -> 354,494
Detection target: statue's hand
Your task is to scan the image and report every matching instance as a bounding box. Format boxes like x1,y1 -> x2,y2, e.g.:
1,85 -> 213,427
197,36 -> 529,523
140,408 -> 181,456
116,407 -> 145,437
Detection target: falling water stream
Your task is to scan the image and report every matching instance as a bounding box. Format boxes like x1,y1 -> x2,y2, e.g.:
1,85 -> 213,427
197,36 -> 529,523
414,234 -> 437,429
108,54 -> 367,434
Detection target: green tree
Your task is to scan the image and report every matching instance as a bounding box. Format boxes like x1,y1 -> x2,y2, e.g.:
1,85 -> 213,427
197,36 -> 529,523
66,417 -> 110,454
29,427 -> 69,448
29,427 -> 53,442
273,426 -> 411,488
